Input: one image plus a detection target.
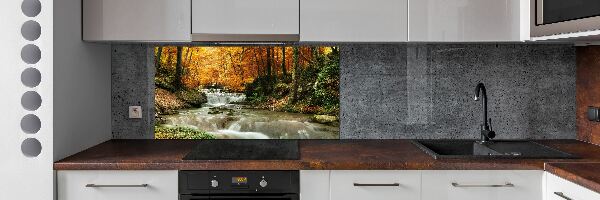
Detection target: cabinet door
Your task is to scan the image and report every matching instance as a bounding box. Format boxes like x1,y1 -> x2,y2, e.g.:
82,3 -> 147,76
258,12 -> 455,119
82,0 -> 191,41
300,0 -> 408,42
330,170 -> 420,200
409,0 -> 529,42
422,170 -> 543,200
191,0 -> 299,41
300,171 -> 330,200
546,172 -> 600,200
57,170 -> 178,200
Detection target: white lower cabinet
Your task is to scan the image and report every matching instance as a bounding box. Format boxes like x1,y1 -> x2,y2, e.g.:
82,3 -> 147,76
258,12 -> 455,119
421,170 -> 543,200
330,170 -> 421,200
57,170 -> 600,200
57,170 -> 178,200
300,171 -> 331,200
546,172 -> 600,200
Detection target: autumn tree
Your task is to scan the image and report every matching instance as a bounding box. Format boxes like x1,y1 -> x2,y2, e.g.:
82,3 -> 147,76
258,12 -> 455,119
174,46 -> 183,90
281,47 -> 287,78
155,46 -> 339,117
155,46 -> 163,69
292,46 -> 300,103
266,47 -> 272,78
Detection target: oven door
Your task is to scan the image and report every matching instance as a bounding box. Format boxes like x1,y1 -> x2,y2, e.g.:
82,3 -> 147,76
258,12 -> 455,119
180,194 -> 299,200
533,0 -> 600,37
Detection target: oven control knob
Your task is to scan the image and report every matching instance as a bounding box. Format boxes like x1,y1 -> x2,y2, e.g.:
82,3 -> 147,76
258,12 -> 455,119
259,179 -> 268,188
210,180 -> 219,188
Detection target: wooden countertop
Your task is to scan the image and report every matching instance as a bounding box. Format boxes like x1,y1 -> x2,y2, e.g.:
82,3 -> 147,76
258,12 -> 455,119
54,139 -> 600,170
54,139 -> 600,193
545,162 -> 600,194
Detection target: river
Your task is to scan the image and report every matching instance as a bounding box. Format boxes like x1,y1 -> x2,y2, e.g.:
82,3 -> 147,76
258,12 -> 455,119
157,89 -> 339,139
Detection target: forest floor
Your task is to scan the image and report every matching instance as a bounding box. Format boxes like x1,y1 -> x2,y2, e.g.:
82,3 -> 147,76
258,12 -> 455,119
154,88 -> 207,115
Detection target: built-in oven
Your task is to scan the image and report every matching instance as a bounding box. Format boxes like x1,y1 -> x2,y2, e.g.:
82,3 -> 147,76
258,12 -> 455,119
532,0 -> 600,37
179,171 -> 299,200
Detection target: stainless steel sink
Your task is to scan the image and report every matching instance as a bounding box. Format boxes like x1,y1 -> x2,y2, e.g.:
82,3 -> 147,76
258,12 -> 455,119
411,140 -> 577,159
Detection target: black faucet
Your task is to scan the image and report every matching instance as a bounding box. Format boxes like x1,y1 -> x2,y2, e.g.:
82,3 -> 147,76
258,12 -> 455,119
474,83 -> 495,143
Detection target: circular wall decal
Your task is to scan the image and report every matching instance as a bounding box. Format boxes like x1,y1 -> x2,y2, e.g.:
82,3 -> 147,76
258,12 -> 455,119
21,44 -> 41,64
20,114 -> 41,134
21,91 -> 42,111
21,20 -> 41,41
21,68 -> 41,88
21,0 -> 41,17
21,138 -> 42,157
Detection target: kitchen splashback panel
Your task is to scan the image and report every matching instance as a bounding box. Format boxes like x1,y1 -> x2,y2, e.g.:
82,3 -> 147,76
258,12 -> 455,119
112,44 -> 576,140
153,46 -> 340,140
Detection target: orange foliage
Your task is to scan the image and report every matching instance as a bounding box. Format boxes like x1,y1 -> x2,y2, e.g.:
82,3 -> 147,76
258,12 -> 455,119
156,46 -> 332,92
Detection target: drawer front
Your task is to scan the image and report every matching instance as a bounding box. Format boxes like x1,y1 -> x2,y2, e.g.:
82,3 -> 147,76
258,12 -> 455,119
422,170 -> 543,200
330,170 -> 420,200
546,172 -> 600,200
57,170 -> 178,200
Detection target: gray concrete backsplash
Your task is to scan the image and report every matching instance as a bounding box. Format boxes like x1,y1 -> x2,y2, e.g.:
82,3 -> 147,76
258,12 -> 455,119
112,44 -> 576,139
112,44 -> 155,139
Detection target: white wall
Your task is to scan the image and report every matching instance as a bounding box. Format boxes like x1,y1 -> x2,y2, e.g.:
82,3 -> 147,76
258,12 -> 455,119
53,0 -> 112,161
0,0 -> 54,199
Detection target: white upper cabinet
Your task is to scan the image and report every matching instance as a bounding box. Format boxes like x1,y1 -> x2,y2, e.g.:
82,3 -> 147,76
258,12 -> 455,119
191,0 -> 300,41
409,0 -> 530,42
300,0 -> 408,42
83,0 -> 191,42
80,0 -> 533,42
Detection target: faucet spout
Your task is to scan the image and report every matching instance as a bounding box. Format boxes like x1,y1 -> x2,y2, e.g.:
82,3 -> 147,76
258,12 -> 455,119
474,83 -> 495,142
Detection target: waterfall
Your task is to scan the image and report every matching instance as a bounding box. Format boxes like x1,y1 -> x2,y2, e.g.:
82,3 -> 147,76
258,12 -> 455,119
202,89 -> 246,107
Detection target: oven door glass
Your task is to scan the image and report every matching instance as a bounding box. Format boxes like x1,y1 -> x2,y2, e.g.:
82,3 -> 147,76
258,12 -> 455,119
180,194 -> 298,200
540,0 -> 600,25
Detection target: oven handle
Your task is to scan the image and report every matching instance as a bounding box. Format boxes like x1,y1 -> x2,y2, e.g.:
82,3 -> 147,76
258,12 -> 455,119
180,194 -> 298,200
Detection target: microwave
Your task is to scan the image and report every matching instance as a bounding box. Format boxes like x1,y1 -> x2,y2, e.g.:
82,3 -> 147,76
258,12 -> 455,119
532,0 -> 600,37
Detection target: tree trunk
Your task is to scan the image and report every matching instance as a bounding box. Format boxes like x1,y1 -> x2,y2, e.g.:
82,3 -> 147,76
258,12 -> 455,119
155,46 -> 163,69
238,47 -> 247,82
259,48 -> 266,77
292,46 -> 299,103
253,52 -> 261,77
281,47 -> 287,77
184,47 -> 192,66
271,47 -> 277,82
174,46 -> 183,91
266,47 -> 272,78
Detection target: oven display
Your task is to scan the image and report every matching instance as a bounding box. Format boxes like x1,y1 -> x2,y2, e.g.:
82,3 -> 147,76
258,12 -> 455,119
232,177 -> 248,185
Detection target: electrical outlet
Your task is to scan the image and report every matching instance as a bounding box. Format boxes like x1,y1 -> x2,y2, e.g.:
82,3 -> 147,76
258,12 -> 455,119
129,106 -> 142,119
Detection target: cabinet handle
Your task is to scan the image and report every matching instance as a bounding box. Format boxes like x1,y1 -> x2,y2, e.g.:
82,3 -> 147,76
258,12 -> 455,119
451,182 -> 514,188
554,192 -> 573,200
85,184 -> 149,188
353,183 -> 400,187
